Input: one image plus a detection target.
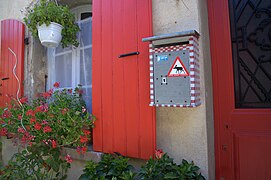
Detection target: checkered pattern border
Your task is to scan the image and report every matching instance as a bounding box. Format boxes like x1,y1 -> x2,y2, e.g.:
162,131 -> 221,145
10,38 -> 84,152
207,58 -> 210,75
149,35 -> 200,107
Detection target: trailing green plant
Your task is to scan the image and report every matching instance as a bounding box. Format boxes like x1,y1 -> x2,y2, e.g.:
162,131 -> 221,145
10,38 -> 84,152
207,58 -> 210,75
0,82 -> 95,179
79,154 -> 136,180
24,0 -> 80,47
0,148 -> 70,180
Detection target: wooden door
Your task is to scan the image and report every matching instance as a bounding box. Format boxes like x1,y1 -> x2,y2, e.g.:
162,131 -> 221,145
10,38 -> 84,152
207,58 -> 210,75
92,0 -> 156,159
208,0 -> 271,179
0,20 -> 25,107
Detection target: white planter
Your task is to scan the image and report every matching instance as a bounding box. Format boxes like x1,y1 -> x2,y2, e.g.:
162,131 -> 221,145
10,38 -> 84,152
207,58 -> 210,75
37,22 -> 63,48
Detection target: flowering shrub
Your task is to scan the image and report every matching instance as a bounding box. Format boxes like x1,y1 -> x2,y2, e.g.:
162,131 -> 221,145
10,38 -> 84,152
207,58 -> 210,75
79,154 -> 136,180
0,83 -> 95,179
139,150 -> 206,180
79,150 -> 206,180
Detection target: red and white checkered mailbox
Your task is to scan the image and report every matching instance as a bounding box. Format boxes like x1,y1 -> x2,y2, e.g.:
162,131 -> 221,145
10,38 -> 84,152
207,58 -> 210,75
142,30 -> 201,107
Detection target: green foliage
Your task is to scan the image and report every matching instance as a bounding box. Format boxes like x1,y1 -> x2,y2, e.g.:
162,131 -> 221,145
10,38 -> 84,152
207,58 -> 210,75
0,149 -> 70,180
0,84 -> 95,179
24,0 -> 80,47
79,154 -> 136,180
139,153 -> 178,179
139,153 -> 206,180
176,159 -> 205,180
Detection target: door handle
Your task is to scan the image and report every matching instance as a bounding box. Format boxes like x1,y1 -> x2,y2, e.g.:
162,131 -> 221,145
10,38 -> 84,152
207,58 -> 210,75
119,51 -> 140,58
1,77 -> 9,81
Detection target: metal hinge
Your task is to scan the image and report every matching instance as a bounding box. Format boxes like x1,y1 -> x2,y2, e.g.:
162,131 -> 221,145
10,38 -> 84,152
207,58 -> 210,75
24,37 -> 29,45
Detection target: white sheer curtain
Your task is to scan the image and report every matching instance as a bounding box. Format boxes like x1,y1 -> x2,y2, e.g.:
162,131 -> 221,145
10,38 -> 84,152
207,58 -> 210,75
47,18 -> 92,112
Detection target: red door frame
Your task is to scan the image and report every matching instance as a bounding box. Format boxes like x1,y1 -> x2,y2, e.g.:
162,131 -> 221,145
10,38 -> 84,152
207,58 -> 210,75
208,0 -> 271,179
207,0 -> 234,178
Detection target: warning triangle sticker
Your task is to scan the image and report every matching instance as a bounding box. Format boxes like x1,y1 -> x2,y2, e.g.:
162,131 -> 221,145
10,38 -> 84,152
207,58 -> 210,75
167,57 -> 189,77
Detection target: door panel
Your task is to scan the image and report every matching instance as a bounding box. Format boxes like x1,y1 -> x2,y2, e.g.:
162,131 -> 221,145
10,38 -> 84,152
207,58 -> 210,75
233,132 -> 271,180
92,0 -> 156,159
0,20 -> 25,107
208,0 -> 271,179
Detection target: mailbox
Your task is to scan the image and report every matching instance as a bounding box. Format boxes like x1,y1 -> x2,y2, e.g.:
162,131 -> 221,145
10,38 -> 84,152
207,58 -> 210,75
142,30 -> 200,107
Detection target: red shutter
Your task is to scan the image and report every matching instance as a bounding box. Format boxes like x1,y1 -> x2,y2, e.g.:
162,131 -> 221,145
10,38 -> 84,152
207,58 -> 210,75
92,0 -> 156,159
0,20 -> 25,107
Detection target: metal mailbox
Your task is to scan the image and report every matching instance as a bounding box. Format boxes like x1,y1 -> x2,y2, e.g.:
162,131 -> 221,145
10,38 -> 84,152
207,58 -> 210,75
142,30 -> 201,107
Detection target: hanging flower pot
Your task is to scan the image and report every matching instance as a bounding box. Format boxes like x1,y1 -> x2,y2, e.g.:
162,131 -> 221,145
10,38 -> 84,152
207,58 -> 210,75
24,0 -> 80,48
37,22 -> 63,48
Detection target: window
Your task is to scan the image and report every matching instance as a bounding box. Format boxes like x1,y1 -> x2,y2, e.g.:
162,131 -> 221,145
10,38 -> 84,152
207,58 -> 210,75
47,5 -> 92,112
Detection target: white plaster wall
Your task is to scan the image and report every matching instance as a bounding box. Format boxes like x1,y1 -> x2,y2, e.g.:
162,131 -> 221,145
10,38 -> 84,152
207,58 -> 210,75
0,0 -> 32,22
153,0 -> 214,179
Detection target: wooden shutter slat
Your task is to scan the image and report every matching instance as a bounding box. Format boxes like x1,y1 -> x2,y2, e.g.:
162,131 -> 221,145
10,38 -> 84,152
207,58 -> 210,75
137,0 -> 156,159
112,0 -> 126,155
101,0 -> 114,153
92,0 -> 103,151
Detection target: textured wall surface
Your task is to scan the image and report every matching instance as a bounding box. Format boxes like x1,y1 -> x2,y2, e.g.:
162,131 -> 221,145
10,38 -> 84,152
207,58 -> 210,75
153,0 -> 214,179
0,0 -> 32,22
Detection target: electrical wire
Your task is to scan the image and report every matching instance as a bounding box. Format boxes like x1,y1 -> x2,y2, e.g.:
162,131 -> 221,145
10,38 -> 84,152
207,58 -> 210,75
8,48 -> 26,131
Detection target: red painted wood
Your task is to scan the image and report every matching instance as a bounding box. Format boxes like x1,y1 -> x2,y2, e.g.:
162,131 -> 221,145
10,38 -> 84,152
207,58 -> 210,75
100,0 -> 114,154
92,0 -> 156,159
0,19 -> 25,108
208,0 -> 271,179
137,0 -> 156,159
92,0 -> 103,151
123,0 -> 140,158
112,0 -> 126,156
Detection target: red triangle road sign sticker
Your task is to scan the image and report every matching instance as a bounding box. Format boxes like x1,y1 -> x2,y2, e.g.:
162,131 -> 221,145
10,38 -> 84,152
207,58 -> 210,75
167,57 -> 189,77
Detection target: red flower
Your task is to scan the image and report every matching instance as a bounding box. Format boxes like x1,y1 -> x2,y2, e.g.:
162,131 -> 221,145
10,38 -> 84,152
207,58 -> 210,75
42,89 -> 53,99
53,82 -> 60,88
26,109 -> 35,117
82,146 -> 87,154
0,128 -> 8,136
30,117 -> 36,124
61,108 -> 69,115
20,97 -> 28,104
77,89 -> 83,95
76,147 -> 81,154
83,129 -> 91,136
76,146 -> 87,154
80,135 -> 88,143
51,140 -> 57,148
68,89 -> 72,94
35,105 -> 43,112
65,155 -> 73,163
26,126 -> 30,131
34,123 -> 42,130
18,115 -> 22,120
17,127 -> 25,133
2,110 -> 11,119
41,120 -> 48,125
35,104 -> 48,113
155,149 -> 164,159
43,126 -> 52,133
